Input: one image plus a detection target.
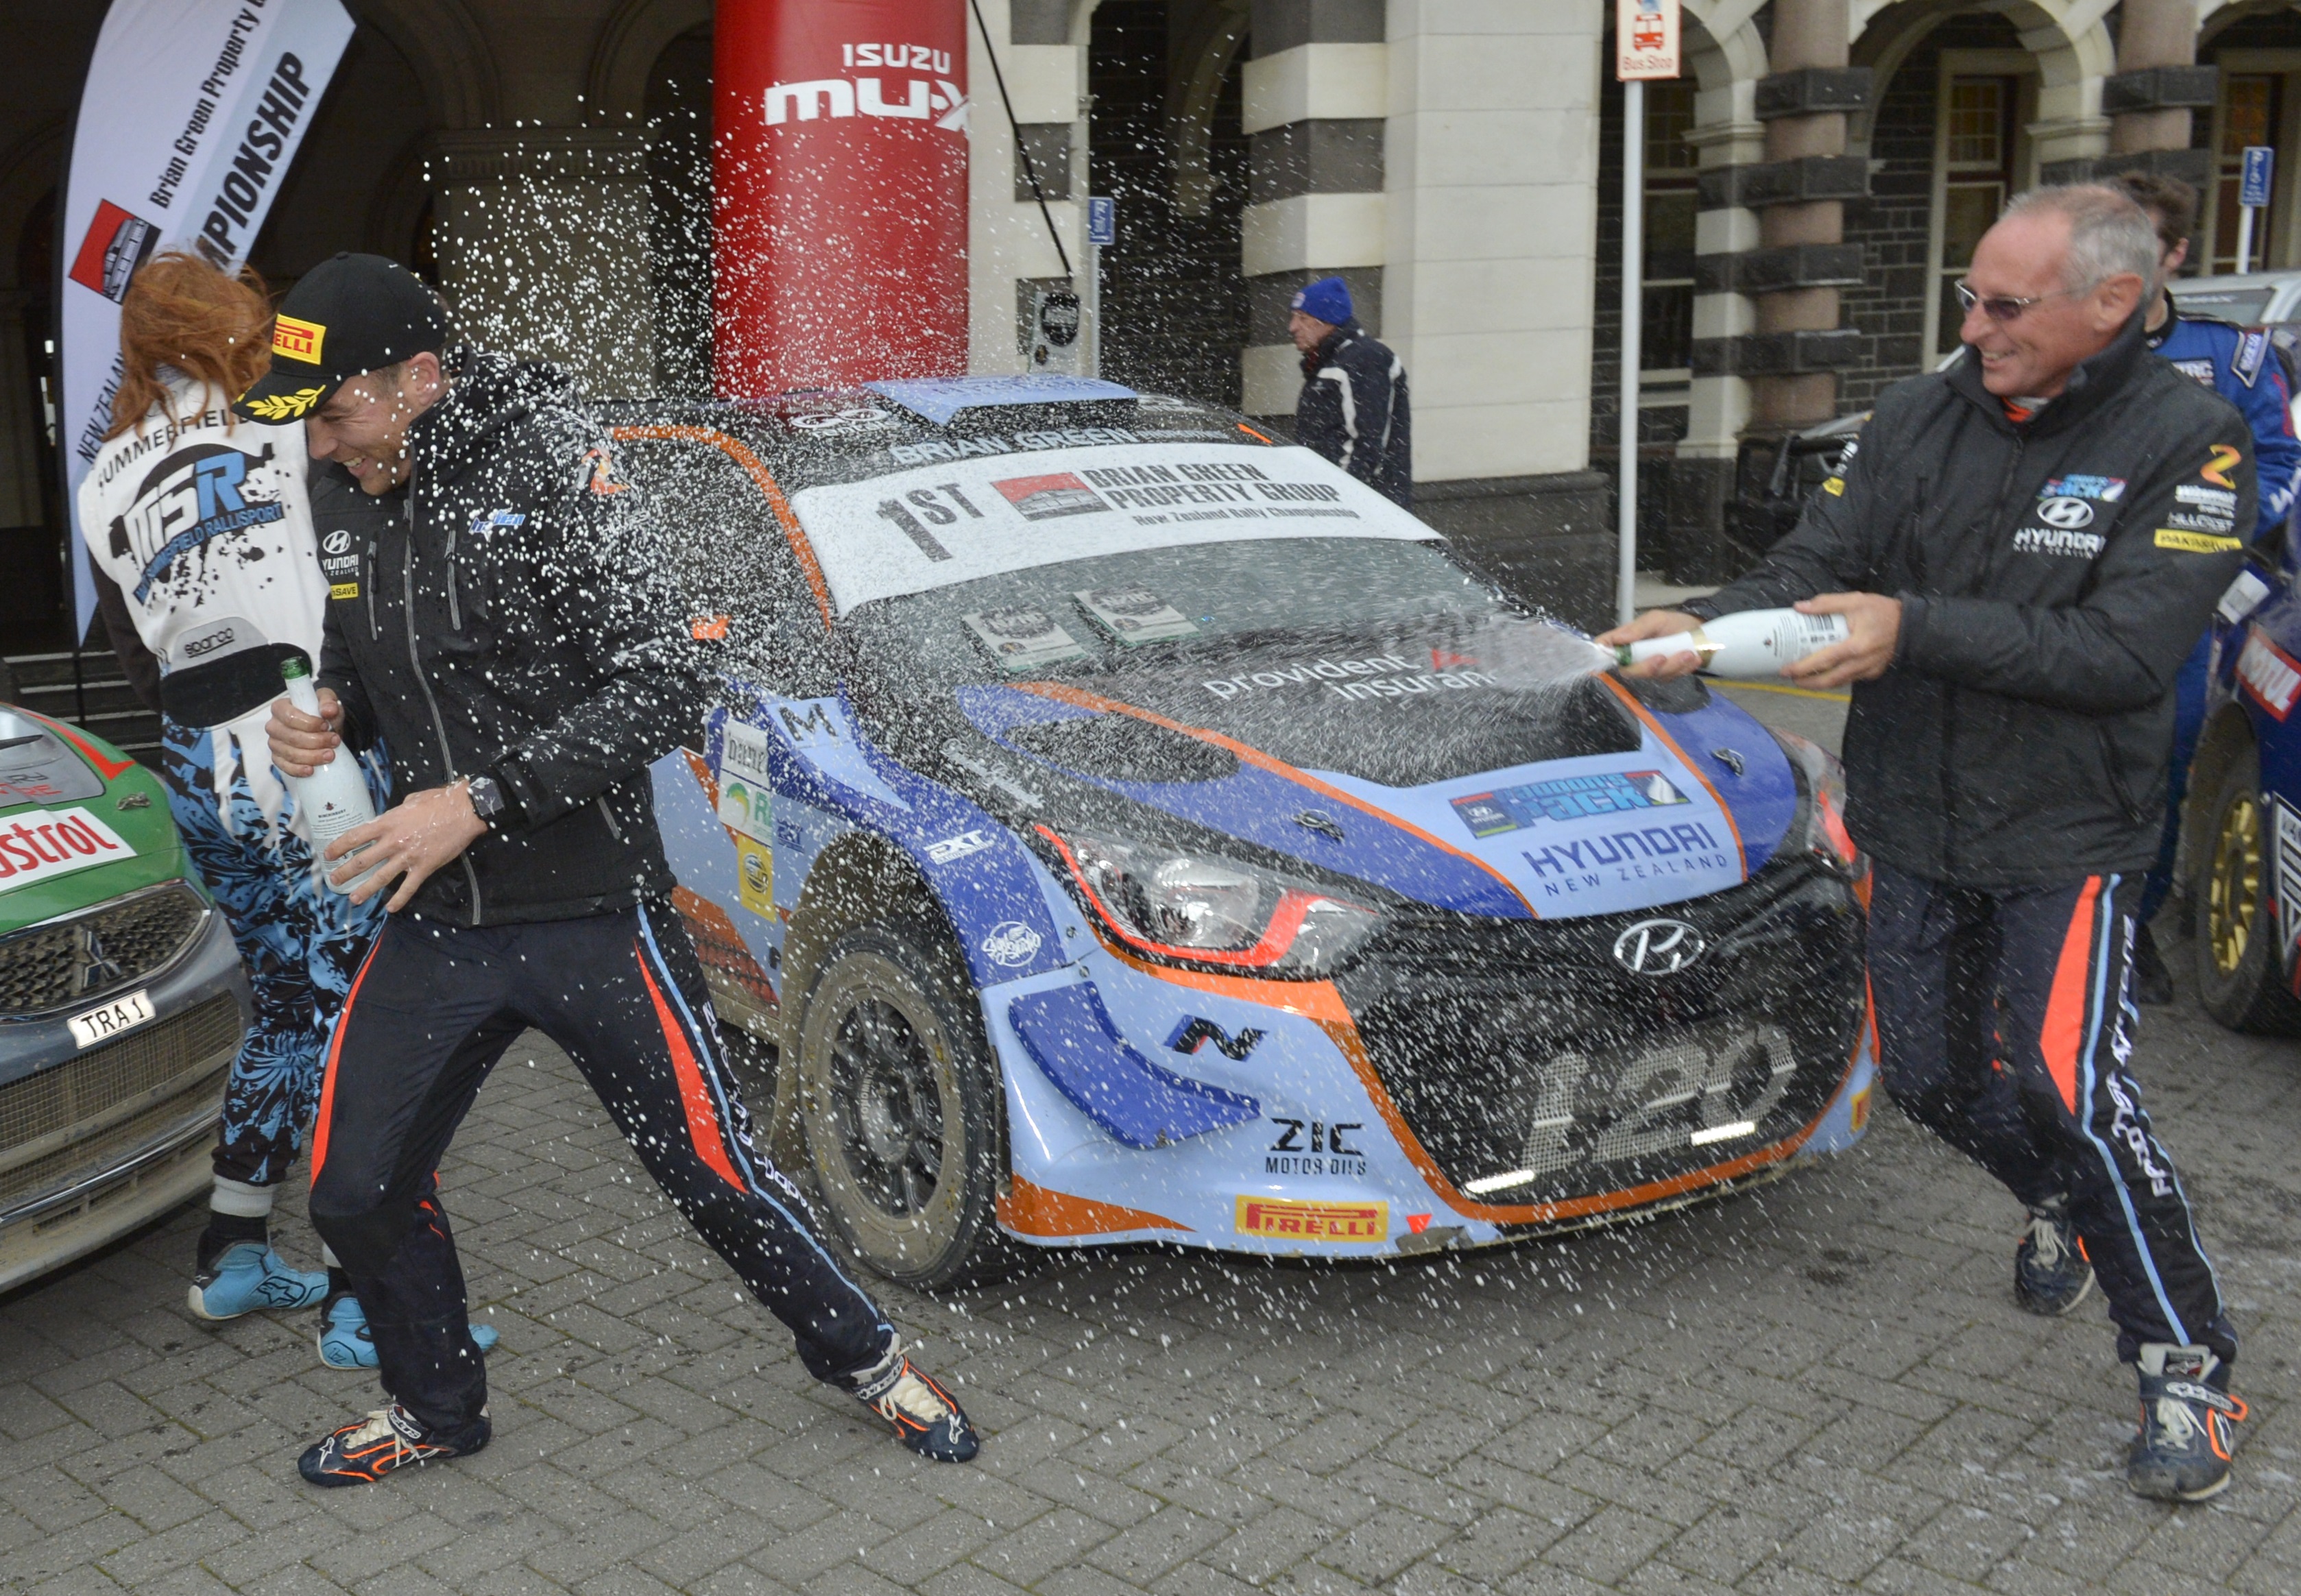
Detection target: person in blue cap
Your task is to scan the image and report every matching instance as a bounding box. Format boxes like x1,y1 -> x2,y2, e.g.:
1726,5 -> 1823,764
1290,275 -> 1411,506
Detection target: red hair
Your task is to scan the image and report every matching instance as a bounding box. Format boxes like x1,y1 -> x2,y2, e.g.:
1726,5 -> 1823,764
106,251 -> 274,440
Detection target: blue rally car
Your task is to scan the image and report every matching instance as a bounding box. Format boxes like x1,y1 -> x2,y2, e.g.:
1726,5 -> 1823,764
614,376 -> 1876,1286
2190,527 -> 2301,1030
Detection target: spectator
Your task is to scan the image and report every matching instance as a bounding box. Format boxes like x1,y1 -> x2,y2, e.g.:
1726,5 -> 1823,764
1290,276 -> 1411,506
2110,169 -> 2301,1003
1602,186 -> 2250,1503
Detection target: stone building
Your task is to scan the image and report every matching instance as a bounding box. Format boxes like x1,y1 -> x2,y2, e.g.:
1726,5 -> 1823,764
0,1 -> 2287,652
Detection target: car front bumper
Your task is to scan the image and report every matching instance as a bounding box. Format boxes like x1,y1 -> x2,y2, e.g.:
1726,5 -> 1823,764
0,904 -> 248,1293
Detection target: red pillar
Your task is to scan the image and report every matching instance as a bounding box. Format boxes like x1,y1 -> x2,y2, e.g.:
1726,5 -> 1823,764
713,0 -> 969,397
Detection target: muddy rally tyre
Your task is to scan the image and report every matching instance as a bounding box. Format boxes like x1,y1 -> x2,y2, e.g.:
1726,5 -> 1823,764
795,923 -> 1007,1287
2192,742 -> 2301,1033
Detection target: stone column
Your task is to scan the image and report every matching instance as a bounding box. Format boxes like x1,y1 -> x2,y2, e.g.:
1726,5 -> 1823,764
1740,0 -> 1864,435
1237,0 -> 1388,421
2096,0 -> 2214,189
0,291 -> 46,529
428,128 -> 656,398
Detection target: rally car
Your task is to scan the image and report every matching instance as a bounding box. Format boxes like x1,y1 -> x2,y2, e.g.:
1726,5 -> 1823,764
617,376 -> 1876,1286
2187,513 -> 2301,1030
0,704 -> 246,1291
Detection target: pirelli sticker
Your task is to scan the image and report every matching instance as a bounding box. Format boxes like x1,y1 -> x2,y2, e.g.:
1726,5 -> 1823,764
2156,528 -> 2243,553
272,314 -> 324,365
1234,1196 -> 1386,1242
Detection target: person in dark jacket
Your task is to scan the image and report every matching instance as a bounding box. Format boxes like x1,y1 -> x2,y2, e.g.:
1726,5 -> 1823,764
1290,276 -> 1411,505
249,254 -> 976,1486
1604,186 -> 2248,1503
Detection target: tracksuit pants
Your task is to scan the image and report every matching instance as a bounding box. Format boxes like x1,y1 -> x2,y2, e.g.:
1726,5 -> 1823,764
306,899 -> 892,1438
1867,863 -> 2233,1364
159,716 -> 388,1189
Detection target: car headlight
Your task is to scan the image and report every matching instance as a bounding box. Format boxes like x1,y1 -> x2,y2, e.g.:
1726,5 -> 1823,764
1768,728 -> 1866,891
1036,826 -> 1382,976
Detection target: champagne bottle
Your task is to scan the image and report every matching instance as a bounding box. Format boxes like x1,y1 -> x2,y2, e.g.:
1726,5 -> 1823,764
279,657 -> 378,892
1617,607 -> 1851,678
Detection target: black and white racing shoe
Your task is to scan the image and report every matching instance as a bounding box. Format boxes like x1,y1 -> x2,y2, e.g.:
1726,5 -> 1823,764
2014,1198 -> 2095,1316
2130,1344 -> 2248,1503
298,1403 -> 490,1487
837,1337 -> 980,1462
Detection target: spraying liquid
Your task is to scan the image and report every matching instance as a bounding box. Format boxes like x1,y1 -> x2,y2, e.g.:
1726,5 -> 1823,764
279,657 -> 378,893
1616,607 -> 1849,679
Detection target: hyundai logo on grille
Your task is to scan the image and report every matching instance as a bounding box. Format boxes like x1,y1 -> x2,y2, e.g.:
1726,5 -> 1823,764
1613,917 -> 1704,976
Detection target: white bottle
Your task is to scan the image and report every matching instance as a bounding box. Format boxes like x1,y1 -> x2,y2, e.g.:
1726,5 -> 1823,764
1617,607 -> 1851,678
279,657 -> 378,891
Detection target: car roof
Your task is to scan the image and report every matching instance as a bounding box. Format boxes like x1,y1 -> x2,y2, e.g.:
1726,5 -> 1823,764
601,384 -> 1279,500
2171,271 -> 2301,324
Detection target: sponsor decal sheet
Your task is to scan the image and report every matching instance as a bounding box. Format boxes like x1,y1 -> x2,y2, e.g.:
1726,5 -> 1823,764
788,443 -> 1431,614
60,0 -> 354,630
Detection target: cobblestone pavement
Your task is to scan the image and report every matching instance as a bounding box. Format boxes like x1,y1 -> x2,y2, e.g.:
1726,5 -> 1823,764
10,687 -> 2301,1596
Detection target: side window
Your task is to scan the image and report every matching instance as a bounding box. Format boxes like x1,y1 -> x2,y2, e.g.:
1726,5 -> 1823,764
616,434 -> 834,694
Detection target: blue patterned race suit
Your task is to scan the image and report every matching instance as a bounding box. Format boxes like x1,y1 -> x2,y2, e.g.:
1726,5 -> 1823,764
160,716 -> 389,1189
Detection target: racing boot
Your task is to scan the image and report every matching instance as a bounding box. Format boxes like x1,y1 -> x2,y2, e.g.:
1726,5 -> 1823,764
2131,922 -> 2175,1006
2013,1197 -> 2095,1317
2130,1344 -> 2247,1502
317,1291 -> 498,1370
836,1336 -> 980,1462
188,1236 -> 328,1321
298,1402 -> 490,1487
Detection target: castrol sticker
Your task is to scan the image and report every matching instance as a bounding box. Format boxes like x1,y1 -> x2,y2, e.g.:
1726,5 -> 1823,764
2238,628 -> 2301,720
0,808 -> 137,894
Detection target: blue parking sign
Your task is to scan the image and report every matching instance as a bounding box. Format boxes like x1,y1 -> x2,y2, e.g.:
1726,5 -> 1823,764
2243,146 -> 2276,208
1087,196 -> 1116,247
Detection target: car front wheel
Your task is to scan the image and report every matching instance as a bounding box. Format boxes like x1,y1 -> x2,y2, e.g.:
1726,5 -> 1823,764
2192,741 -> 2301,1033
795,923 -> 1007,1287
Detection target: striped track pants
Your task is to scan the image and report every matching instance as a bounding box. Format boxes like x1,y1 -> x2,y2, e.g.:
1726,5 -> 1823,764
1867,863 -> 2233,1364
306,900 -> 891,1436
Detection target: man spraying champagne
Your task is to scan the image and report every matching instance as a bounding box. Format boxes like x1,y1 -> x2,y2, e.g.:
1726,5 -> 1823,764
1603,186 -> 2250,1503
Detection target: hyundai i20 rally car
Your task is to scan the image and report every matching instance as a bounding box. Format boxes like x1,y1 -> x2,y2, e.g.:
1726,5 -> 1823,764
616,376 -> 1876,1287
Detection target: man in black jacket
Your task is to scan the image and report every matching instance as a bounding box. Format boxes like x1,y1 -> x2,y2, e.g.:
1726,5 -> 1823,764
250,254 -> 976,1485
1604,187 -> 2247,1502
1290,276 -> 1410,505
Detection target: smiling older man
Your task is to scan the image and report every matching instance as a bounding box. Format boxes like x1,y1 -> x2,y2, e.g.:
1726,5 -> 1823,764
1603,185 -> 2252,1501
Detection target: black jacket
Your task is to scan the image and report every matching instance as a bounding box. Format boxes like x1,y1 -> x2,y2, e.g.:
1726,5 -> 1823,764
1689,314 -> 2254,888
1296,323 -> 1411,506
314,350 -> 711,924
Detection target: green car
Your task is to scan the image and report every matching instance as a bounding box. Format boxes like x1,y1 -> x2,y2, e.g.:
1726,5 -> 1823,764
0,703 -> 246,1292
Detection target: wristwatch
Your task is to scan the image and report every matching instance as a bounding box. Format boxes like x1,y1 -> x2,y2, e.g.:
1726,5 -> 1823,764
465,774 -> 507,824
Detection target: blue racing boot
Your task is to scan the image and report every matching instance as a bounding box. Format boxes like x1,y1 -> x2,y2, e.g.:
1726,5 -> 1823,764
187,1242 -> 328,1320
836,1335 -> 979,1462
2130,1344 -> 2248,1503
2013,1198 -> 2095,1317
317,1293 -> 497,1369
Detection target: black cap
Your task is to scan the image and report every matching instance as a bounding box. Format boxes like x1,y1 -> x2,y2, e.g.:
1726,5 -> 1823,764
235,252 -> 446,424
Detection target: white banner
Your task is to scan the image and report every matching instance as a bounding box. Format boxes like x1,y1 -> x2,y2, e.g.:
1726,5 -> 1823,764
60,0 -> 354,635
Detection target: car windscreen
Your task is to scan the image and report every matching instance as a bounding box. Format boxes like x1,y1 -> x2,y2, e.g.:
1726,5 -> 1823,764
842,535 -> 1505,690
2173,285 -> 2280,324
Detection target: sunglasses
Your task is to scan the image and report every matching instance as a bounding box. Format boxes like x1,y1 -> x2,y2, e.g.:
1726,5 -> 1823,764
1953,279 -> 2101,323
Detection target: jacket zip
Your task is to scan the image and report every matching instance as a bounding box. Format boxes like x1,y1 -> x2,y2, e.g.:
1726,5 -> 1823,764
364,540 -> 379,640
443,517 -> 463,630
596,795 -> 623,841
401,494 -> 486,924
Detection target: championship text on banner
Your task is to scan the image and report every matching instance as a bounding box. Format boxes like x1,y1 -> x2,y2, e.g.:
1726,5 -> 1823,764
59,0 -> 355,634
1616,0 -> 1681,81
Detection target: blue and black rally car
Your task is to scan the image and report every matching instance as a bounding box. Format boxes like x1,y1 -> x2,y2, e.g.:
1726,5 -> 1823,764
614,376 -> 1876,1286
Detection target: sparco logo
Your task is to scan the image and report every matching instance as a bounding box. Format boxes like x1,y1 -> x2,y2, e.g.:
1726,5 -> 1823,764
1613,918 -> 1704,976
980,921 -> 1042,967
2035,496 -> 2095,529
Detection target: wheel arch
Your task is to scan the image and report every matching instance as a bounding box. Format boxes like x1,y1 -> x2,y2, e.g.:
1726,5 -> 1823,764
2182,703 -> 2258,896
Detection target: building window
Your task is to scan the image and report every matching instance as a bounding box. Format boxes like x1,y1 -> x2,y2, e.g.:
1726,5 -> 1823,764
2213,74 -> 2282,275
1937,76 -> 2018,356
1641,79 -> 1698,379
